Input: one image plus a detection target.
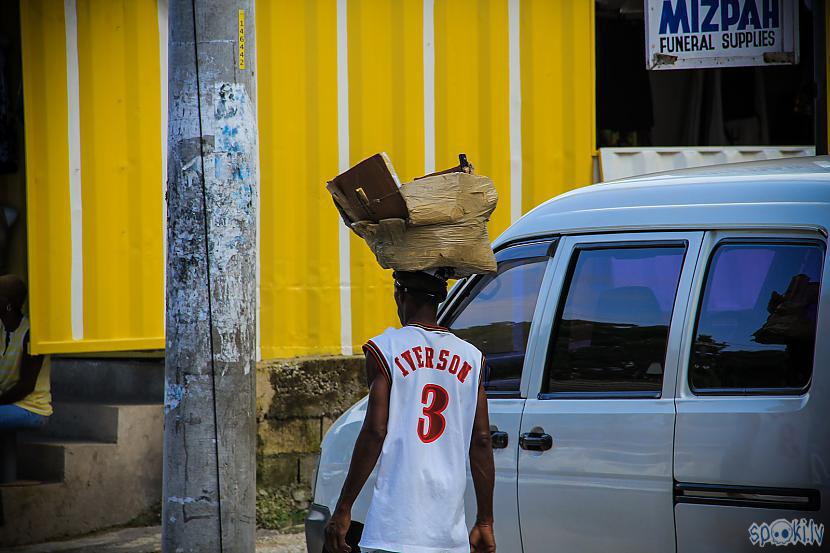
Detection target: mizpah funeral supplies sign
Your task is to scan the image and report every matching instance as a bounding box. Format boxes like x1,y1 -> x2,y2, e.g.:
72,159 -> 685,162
645,0 -> 799,70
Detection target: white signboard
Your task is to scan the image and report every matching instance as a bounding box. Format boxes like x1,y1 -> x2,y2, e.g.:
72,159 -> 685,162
645,0 -> 799,70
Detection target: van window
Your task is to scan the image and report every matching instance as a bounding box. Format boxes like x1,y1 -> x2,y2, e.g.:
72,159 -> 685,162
545,245 -> 686,397
445,244 -> 550,394
690,242 -> 823,394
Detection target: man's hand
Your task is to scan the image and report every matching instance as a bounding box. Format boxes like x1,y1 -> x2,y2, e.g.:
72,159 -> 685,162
469,521 -> 496,553
469,381 -> 495,552
324,507 -> 352,553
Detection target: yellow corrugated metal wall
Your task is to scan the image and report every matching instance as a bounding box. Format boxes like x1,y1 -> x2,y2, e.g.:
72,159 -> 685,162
258,0 -> 342,358
21,0 -> 164,354
346,0 -> 428,356
257,0 -> 595,358
20,0 -> 595,357
521,0 -> 596,211
19,1 -> 74,352
435,0 -> 512,233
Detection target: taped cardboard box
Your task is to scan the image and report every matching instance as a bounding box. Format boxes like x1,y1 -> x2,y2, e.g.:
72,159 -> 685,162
353,217 -> 496,277
352,173 -> 498,277
327,153 -> 499,277
326,152 -> 407,224
400,172 -> 498,226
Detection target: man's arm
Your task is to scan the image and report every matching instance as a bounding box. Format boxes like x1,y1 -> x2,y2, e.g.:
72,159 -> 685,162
324,353 -> 391,553
0,333 -> 44,405
468,379 -> 496,552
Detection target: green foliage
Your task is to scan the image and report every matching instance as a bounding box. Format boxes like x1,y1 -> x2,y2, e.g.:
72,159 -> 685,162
256,488 -> 307,530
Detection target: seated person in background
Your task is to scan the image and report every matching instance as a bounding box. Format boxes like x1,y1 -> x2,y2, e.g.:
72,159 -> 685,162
0,275 -> 51,430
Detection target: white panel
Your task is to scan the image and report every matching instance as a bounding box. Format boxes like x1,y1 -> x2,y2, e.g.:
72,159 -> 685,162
423,0 -> 435,175
337,0 -> 352,356
599,146 -> 816,182
158,0 -> 169,337
508,0 -> 522,223
65,0 -> 84,340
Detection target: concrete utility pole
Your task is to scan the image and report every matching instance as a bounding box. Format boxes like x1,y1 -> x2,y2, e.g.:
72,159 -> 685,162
163,1 -> 258,552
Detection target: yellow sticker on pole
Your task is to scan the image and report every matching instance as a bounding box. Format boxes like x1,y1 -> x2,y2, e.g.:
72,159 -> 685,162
238,9 -> 246,69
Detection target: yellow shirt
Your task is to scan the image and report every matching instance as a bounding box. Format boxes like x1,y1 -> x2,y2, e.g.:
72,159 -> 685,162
0,317 -> 52,416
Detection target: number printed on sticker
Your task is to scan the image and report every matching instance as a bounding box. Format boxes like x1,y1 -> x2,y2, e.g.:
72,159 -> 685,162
418,384 -> 449,443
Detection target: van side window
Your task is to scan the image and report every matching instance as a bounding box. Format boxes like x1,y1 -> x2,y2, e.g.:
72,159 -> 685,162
690,242 -> 823,394
545,246 -> 686,397
445,245 -> 550,394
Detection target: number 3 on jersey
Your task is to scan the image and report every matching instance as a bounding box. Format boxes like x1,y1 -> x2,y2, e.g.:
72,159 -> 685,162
418,384 -> 449,443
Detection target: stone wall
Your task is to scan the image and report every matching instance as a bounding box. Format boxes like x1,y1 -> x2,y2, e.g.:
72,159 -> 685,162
255,355 -> 366,506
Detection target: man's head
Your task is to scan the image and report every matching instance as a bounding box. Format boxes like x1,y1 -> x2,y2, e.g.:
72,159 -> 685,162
393,270 -> 448,325
0,274 -> 26,328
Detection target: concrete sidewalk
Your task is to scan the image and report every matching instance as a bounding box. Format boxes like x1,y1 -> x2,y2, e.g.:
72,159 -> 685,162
7,527 -> 306,553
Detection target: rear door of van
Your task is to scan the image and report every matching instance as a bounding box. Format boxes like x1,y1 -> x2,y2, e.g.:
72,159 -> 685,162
673,230 -> 829,552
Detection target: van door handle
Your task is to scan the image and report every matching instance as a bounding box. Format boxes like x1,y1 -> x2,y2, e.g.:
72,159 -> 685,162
490,430 -> 509,449
519,431 -> 553,451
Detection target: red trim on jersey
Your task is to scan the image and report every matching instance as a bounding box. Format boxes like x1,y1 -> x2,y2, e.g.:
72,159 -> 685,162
363,340 -> 392,384
407,322 -> 450,332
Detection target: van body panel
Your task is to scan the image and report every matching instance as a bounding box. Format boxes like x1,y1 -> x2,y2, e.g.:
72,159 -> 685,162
673,229 -> 829,551
315,396 -> 374,520
517,397 -> 677,553
674,503 -> 824,553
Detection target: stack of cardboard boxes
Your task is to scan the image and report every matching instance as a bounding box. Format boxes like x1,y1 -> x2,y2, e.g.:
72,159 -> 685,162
327,153 -> 498,278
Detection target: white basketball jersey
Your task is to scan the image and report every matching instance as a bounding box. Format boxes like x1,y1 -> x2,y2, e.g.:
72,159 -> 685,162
359,323 -> 484,553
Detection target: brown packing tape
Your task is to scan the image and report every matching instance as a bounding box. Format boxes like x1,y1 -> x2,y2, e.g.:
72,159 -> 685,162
352,217 -> 497,277
400,173 -> 498,226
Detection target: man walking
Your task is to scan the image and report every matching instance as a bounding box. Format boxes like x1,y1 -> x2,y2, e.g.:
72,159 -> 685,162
325,270 -> 496,553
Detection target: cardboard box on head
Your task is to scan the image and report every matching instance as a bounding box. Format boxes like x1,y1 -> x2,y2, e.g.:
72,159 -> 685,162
326,152 -> 407,225
327,153 -> 498,278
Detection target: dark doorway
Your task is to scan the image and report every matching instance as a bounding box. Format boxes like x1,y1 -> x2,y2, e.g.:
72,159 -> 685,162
595,0 -> 817,148
0,1 -> 28,280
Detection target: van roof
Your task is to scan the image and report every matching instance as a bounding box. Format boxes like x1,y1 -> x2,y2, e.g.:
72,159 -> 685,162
494,155 -> 830,248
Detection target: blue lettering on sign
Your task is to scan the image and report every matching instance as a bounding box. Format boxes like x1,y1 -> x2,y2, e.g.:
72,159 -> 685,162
658,0 -> 780,34
737,0 -> 761,29
721,0 -> 741,31
701,0 -> 719,31
659,0 -> 690,33
762,0 -> 779,28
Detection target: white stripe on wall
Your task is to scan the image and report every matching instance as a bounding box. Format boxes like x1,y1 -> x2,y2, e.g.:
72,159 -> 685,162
508,0 -> 522,223
65,0 -> 84,340
423,0 -> 435,174
337,0 -> 353,356
252,9 -> 263,362
158,0 -> 168,336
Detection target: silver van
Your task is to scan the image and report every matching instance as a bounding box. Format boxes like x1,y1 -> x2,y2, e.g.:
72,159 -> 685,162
306,157 -> 830,553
